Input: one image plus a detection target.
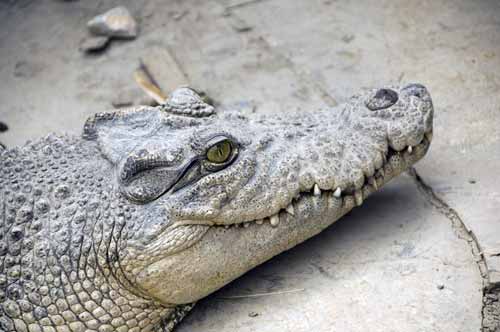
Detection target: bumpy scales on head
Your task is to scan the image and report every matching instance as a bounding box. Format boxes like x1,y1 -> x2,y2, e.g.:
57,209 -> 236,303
0,84 -> 433,332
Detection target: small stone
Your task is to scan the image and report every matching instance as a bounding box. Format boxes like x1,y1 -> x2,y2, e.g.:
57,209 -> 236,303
437,284 -> 445,290
0,121 -> 8,132
468,178 -> 476,184
87,6 -> 138,39
248,311 -> 259,318
79,36 -> 110,53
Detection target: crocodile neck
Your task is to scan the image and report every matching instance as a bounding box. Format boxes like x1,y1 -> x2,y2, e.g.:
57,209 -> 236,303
0,136 -> 176,332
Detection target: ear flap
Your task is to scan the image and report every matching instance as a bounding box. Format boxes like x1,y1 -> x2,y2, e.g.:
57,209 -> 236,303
82,106 -> 164,164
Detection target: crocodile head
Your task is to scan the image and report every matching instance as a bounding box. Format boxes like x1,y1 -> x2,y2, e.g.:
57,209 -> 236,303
84,84 -> 433,305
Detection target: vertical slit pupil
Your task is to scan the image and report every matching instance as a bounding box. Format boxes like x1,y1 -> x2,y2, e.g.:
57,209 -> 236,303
208,140 -> 232,163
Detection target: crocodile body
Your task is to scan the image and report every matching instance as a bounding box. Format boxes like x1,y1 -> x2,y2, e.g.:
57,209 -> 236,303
0,84 -> 433,331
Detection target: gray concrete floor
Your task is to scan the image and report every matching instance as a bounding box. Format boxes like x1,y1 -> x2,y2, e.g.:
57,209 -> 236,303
1,0 -> 500,331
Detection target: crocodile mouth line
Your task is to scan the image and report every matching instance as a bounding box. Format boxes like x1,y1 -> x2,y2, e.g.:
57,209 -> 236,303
174,130 -> 433,230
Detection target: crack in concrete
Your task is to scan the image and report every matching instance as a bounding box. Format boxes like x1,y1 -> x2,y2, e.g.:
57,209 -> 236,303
408,167 -> 488,279
407,167 -> 496,331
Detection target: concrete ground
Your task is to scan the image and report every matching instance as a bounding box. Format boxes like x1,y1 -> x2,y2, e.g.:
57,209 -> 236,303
1,0 -> 499,331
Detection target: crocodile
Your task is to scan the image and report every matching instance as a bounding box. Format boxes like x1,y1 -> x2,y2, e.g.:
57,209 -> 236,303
0,84 -> 433,332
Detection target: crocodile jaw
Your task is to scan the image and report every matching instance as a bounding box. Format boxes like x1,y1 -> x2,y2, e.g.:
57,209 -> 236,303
134,131 -> 431,304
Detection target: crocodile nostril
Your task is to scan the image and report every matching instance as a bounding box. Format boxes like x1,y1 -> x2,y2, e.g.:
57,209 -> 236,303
403,83 -> 427,98
366,88 -> 399,111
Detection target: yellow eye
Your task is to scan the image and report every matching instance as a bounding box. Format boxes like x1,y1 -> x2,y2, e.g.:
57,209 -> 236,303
206,139 -> 233,164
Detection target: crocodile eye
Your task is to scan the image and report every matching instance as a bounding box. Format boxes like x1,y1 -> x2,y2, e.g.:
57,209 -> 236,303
207,139 -> 233,163
366,88 -> 398,111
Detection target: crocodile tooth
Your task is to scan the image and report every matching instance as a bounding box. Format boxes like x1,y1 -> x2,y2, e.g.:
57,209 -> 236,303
270,214 -> 280,227
286,203 -> 295,216
369,177 -> 378,190
224,225 -> 230,229
243,222 -> 250,228
313,184 -> 321,196
354,190 -> 363,206
333,187 -> 342,198
256,219 -> 263,225
407,146 -> 413,154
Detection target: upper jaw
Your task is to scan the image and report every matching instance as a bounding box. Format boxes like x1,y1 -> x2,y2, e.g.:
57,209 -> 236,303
142,83 -> 434,233
170,127 -> 433,230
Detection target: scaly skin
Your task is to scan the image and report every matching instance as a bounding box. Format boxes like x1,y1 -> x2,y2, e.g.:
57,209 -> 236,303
0,84 -> 433,331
